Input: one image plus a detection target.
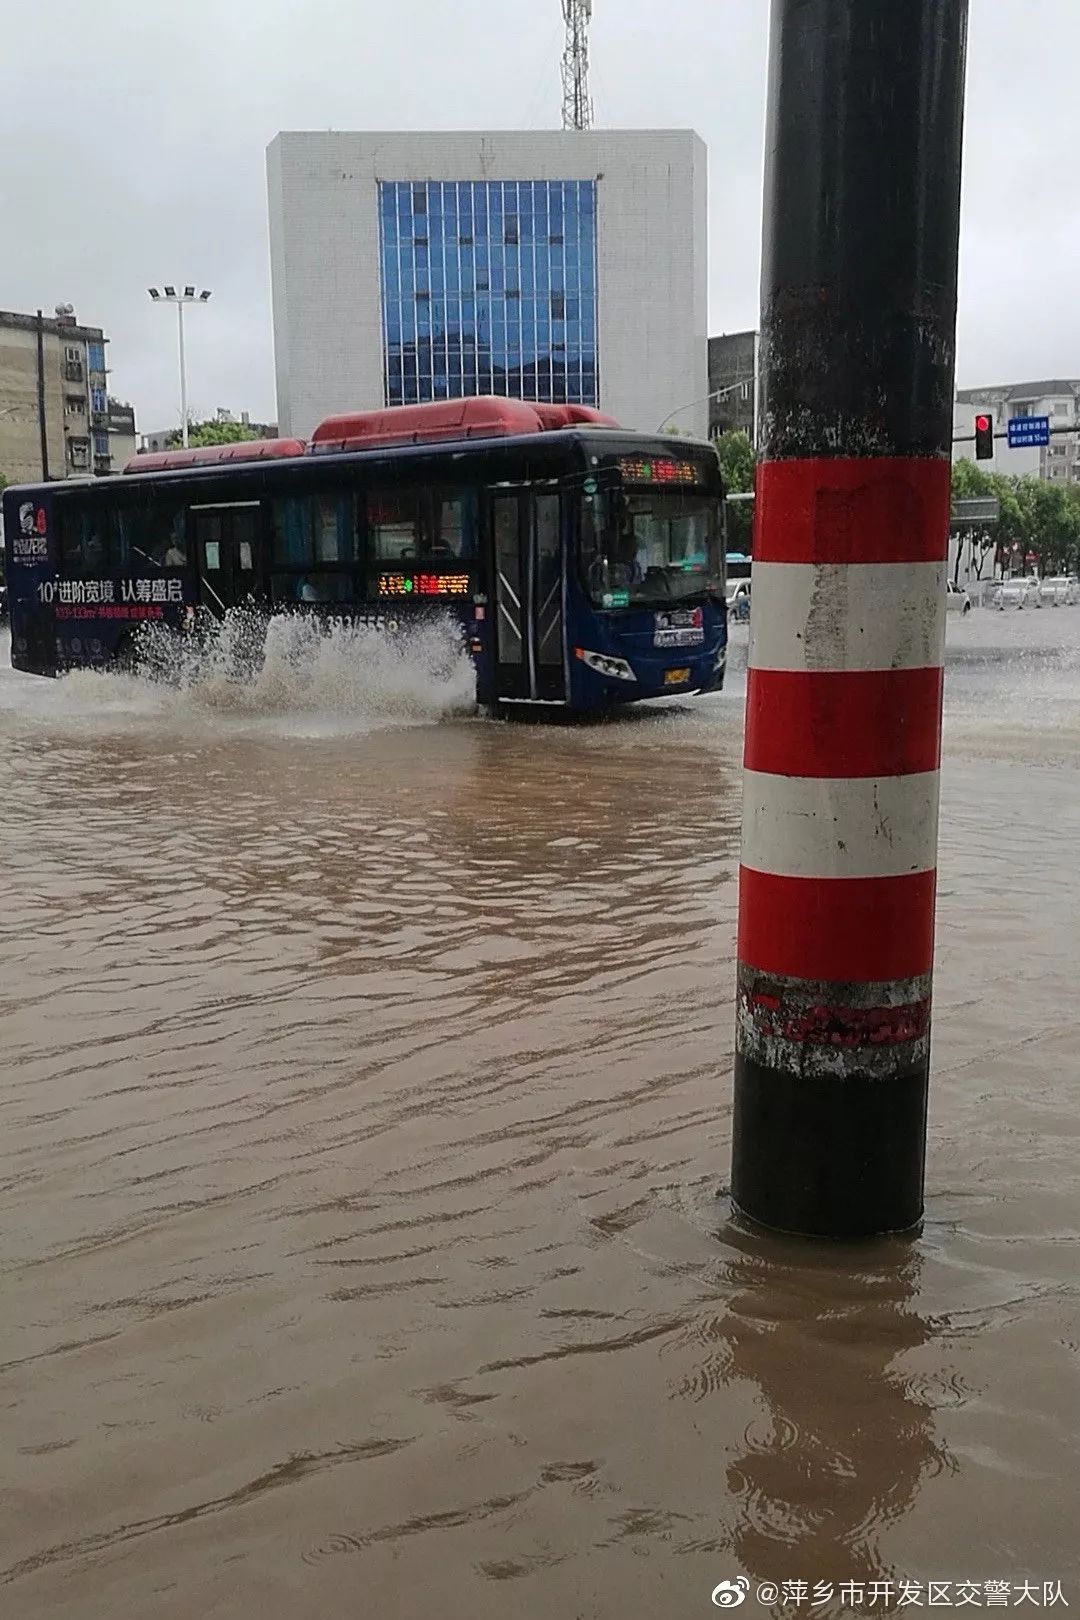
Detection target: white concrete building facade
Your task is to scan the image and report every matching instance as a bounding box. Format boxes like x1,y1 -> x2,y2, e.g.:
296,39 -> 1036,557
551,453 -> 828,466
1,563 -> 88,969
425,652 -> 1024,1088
267,130 -> 708,441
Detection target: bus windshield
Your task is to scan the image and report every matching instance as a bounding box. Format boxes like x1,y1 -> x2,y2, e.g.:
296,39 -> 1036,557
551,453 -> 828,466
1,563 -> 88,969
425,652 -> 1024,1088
581,487 -> 724,607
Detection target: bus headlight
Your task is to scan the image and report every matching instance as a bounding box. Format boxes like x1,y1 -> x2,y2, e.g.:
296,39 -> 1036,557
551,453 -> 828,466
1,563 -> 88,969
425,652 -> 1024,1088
574,648 -> 637,682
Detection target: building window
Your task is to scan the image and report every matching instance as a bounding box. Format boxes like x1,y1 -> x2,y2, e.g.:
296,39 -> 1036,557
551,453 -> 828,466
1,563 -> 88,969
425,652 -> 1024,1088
377,178 -> 599,409
93,432 -> 110,456
412,187 -> 427,215
87,343 -> 106,373
65,345 -> 81,365
69,440 -> 89,468
90,387 -> 107,415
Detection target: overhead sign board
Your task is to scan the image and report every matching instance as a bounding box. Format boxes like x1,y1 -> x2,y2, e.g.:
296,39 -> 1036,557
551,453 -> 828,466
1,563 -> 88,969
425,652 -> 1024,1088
1007,416 -> 1050,448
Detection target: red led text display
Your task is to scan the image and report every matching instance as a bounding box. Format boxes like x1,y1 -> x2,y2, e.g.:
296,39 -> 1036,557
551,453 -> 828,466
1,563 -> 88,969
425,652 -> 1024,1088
617,457 -> 701,486
378,571 -> 471,600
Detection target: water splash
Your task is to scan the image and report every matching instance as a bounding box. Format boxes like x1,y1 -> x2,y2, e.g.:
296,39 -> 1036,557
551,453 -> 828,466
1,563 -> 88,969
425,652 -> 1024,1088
0,611 -> 477,737
138,608 -> 475,721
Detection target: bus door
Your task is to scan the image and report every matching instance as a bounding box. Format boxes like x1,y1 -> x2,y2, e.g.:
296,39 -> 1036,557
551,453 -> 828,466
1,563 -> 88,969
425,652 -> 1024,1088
191,503 -> 260,616
490,486 -> 565,702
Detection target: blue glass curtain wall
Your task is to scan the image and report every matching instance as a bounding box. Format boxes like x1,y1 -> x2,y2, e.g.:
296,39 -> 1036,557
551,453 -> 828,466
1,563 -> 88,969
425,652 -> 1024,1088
378,179 -> 599,408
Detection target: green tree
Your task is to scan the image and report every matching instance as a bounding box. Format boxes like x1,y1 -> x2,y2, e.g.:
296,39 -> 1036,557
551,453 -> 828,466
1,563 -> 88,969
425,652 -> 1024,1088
715,429 -> 754,554
168,419 -> 259,449
715,429 -> 754,494
950,459 -> 1080,580
1014,477 -> 1080,575
951,460 -> 1025,580
949,458 -> 993,501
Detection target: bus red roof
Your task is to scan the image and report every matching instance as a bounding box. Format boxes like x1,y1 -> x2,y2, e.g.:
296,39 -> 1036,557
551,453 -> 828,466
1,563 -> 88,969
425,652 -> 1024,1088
532,404 -> 620,430
309,395 -> 619,453
123,438 -> 306,474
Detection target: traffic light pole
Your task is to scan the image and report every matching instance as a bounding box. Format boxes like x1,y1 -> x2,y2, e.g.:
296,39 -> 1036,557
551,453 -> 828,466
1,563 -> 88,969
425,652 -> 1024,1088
731,0 -> 969,1238
953,424 -> 1079,444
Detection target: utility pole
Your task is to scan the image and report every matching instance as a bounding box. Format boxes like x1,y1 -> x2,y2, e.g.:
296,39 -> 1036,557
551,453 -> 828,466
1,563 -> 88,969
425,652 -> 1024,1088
731,0 -> 969,1238
561,0 -> 594,131
35,310 -> 50,480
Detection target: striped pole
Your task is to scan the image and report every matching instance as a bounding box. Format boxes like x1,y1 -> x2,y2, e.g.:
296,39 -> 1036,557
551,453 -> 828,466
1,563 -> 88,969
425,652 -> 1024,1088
731,0 -> 969,1238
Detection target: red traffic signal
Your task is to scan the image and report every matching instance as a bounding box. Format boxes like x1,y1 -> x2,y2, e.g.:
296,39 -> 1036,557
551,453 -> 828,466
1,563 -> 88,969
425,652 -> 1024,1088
974,413 -> 994,460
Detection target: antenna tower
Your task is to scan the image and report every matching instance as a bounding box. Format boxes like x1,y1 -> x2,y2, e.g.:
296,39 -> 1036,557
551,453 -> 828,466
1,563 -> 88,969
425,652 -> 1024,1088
561,0 -> 594,131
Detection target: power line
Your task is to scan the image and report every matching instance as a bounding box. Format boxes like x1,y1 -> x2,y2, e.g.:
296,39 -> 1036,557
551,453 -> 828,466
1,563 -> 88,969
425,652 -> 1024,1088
561,0 -> 594,130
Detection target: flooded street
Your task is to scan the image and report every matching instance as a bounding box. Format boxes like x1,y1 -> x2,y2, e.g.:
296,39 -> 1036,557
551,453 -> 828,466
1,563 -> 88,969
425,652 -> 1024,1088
3,609 -> 1080,1618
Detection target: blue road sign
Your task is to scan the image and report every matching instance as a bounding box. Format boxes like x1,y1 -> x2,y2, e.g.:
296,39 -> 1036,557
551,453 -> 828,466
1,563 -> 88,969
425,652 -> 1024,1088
1007,415 -> 1050,448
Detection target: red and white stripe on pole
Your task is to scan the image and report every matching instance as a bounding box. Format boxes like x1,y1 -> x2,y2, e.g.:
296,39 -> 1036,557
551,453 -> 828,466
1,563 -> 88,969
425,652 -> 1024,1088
739,457 -> 950,984
731,455 -> 951,1234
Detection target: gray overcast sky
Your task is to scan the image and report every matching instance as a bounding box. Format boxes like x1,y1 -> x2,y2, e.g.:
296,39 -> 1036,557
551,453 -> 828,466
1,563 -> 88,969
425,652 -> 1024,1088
1,0 -> 1074,433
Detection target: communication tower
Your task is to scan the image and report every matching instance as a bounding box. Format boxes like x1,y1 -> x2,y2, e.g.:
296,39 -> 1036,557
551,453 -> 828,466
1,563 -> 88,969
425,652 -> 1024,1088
561,0 -> 594,131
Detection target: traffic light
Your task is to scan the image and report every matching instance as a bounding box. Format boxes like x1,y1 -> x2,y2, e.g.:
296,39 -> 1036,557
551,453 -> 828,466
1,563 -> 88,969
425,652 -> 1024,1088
974,412 -> 994,460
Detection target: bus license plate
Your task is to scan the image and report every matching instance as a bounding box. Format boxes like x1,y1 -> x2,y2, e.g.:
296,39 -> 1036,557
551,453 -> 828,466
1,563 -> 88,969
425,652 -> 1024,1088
664,667 -> 690,685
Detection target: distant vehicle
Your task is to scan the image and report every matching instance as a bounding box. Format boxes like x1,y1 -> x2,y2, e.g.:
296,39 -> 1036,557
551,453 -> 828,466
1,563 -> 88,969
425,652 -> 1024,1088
1038,574 -> 1080,607
946,580 -> 971,614
726,577 -> 751,623
996,576 -> 1041,610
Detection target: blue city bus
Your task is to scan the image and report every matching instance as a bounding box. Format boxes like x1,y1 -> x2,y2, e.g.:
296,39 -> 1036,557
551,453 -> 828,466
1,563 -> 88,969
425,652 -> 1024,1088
2,396 -> 728,713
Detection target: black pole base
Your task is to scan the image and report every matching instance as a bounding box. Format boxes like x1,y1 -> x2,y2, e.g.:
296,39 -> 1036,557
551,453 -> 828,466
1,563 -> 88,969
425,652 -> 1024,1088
731,1053 -> 928,1239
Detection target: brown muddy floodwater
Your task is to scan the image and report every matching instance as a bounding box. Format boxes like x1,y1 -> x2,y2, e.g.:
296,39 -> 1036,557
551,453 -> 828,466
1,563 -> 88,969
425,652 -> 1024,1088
2,611 -> 1080,1619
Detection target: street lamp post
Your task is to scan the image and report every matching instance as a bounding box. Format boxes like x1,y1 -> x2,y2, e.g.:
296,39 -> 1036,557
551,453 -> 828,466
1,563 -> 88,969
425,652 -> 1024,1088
148,285 -> 212,448
658,378 -> 755,437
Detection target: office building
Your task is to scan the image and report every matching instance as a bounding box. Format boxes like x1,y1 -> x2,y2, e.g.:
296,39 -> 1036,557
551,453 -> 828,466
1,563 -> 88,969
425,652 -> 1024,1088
0,306 -> 122,484
107,399 -> 137,470
267,130 -> 708,439
708,330 -> 757,440
954,380 -> 1080,482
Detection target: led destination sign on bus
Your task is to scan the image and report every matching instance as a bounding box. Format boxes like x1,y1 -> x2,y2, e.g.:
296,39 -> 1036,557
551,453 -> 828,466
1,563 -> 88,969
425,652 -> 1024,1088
617,457 -> 701,485
378,571 -> 471,600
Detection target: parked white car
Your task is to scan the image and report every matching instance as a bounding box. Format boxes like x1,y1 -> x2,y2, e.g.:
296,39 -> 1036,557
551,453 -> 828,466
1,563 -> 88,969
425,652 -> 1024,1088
726,578 -> 751,622
946,580 -> 972,614
1038,574 -> 1080,607
995,576 -> 1042,610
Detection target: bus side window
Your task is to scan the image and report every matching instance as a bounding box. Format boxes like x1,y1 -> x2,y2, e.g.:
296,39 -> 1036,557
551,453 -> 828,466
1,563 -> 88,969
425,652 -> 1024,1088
314,493 -> 353,562
272,493 -> 353,566
367,491 -> 423,561
112,501 -> 188,571
59,503 -> 106,573
435,491 -> 477,560
271,497 -> 313,567
271,493 -> 354,600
